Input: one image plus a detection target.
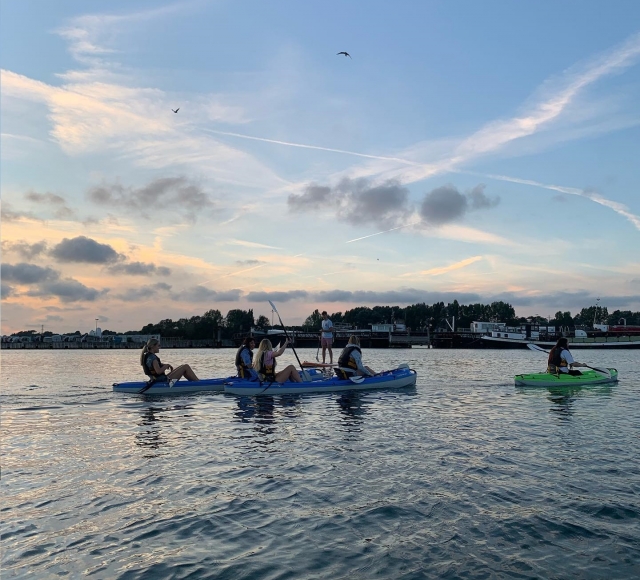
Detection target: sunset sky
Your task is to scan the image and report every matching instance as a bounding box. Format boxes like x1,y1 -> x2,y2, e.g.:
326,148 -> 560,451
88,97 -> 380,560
2,0 -> 639,334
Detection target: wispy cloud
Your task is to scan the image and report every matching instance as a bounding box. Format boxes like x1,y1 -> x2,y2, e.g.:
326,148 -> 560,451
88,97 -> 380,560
404,256 -> 483,277
470,172 -> 640,231
228,239 -> 283,250
201,128 -> 419,165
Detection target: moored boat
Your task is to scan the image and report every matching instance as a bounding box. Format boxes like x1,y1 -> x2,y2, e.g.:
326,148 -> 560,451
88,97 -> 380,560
224,364 -> 417,396
514,368 -> 618,387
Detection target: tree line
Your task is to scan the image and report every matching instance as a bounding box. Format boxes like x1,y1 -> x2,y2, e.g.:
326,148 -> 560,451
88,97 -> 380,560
9,303 -> 640,339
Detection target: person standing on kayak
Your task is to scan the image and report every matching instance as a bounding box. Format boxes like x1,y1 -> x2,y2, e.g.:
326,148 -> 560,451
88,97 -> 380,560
336,335 -> 375,379
235,336 -> 258,381
320,311 -> 334,365
547,337 -> 588,375
140,338 -> 199,384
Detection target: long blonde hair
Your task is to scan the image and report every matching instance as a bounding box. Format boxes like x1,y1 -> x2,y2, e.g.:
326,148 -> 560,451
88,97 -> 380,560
348,335 -> 360,346
252,339 -> 273,371
140,338 -> 160,366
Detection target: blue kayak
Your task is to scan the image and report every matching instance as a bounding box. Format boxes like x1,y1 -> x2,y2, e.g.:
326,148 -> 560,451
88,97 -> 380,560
113,377 -> 230,394
224,365 -> 417,396
112,368 -> 327,394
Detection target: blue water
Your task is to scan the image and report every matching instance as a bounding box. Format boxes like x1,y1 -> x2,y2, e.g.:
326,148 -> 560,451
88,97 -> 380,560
2,348 -> 640,579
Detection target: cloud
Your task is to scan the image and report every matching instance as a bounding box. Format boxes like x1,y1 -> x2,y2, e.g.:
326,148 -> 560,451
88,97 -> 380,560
169,286 -> 242,302
114,282 -> 172,301
107,262 -> 171,276
235,259 -> 264,266
26,279 -> 106,302
288,184 -> 332,212
246,290 -> 310,303
410,256 -> 483,277
313,289 -> 483,304
1,240 -> 48,260
491,290 -> 640,310
228,239 -> 282,250
0,202 -> 43,223
289,179 -> 498,229
1,263 -> 60,284
24,191 -> 76,219
1,283 -> 14,298
419,184 -> 500,225
87,177 -> 215,221
43,315 -> 64,323
50,236 -> 122,264
288,178 -> 413,228
467,184 -> 500,210
471,172 -> 640,231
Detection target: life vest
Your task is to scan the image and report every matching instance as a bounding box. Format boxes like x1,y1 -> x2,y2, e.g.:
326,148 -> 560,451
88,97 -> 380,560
547,346 -> 569,373
258,351 -> 276,382
142,352 -> 165,379
235,345 -> 253,378
338,344 -> 361,371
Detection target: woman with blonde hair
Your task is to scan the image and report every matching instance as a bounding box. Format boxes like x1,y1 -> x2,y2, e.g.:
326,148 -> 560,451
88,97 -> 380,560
140,338 -> 199,384
336,335 -> 375,379
252,338 -> 302,383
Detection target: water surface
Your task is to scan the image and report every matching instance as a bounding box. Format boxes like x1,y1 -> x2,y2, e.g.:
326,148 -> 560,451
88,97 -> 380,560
2,348 -> 640,578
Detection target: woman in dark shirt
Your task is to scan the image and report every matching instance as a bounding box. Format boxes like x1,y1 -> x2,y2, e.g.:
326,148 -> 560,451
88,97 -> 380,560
140,338 -> 199,382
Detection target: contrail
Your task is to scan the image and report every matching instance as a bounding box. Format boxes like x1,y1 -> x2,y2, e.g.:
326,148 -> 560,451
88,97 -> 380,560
345,221 -> 421,243
202,128 -> 418,165
468,171 -> 640,231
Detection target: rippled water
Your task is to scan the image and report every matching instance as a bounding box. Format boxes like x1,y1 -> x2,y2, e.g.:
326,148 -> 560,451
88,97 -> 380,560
2,348 -> 640,579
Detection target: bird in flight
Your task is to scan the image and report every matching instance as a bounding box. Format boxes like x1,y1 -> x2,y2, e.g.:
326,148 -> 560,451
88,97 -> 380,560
172,108 -> 180,114
337,51 -> 351,59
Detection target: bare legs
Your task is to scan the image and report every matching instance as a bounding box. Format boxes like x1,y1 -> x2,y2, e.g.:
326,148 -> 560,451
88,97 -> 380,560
322,342 -> 333,364
275,364 -> 302,383
168,364 -> 199,381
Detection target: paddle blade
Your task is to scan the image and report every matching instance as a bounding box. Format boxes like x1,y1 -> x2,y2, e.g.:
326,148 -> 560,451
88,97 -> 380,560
349,376 -> 365,384
527,343 -> 548,353
268,300 -> 279,315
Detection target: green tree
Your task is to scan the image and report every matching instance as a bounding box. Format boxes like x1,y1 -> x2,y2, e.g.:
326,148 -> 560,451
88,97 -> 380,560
225,309 -> 254,335
303,309 -> 322,330
255,315 -> 270,329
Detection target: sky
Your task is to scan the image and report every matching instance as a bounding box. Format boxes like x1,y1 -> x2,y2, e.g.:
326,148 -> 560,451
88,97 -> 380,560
1,0 -> 639,334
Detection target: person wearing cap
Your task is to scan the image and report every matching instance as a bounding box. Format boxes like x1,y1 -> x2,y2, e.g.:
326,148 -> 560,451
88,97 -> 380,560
320,311 -> 334,364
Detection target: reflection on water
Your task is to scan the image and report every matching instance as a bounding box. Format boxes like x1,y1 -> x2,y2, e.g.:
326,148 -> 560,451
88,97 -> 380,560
3,348 -> 639,580
514,384 -> 615,421
135,405 -> 167,456
335,392 -> 367,427
134,404 -> 195,456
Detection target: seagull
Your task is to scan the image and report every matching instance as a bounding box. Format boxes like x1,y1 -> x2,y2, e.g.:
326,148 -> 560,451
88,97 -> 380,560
337,51 -> 352,59
172,108 -> 180,114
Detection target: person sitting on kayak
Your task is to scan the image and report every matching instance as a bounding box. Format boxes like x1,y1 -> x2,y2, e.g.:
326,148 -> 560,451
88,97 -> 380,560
235,336 -> 258,381
140,338 -> 199,384
252,338 -> 302,383
335,335 -> 375,380
547,337 -> 588,376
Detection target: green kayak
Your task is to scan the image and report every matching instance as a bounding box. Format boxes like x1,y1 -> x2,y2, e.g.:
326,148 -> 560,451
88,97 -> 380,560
514,368 -> 618,387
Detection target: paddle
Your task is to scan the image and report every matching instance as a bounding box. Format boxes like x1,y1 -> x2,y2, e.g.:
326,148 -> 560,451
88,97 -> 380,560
526,343 -> 611,377
138,377 -> 176,394
268,300 -> 311,382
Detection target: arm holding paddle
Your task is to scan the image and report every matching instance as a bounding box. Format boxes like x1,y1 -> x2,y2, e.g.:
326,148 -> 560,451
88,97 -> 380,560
351,348 -> 375,377
526,342 -> 611,378
273,339 -> 289,357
